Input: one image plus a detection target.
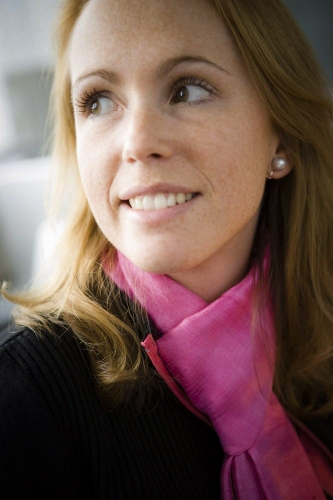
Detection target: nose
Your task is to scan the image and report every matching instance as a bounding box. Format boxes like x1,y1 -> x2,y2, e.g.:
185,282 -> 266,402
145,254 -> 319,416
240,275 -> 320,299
121,106 -> 173,164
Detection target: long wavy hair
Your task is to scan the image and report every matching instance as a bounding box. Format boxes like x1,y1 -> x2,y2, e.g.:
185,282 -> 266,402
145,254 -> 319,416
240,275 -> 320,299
3,0 -> 333,416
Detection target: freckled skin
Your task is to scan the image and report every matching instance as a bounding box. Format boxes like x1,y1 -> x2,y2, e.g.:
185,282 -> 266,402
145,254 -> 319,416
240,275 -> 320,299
70,0 -> 291,302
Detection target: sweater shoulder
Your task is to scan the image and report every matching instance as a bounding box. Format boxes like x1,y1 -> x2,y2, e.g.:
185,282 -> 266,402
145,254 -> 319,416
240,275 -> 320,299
0,321 -> 62,354
0,323 -> 92,499
0,321 -> 27,348
0,323 -> 56,374
0,322 -> 84,367
0,322 -> 92,412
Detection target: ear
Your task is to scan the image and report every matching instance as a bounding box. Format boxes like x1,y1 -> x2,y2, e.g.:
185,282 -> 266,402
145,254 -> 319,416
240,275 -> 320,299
267,147 -> 293,180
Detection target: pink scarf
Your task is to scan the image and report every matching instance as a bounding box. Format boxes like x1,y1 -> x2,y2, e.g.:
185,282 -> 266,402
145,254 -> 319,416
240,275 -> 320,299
106,251 -> 333,499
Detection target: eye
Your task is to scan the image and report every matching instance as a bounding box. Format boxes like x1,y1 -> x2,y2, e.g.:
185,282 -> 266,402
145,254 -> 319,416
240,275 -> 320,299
89,96 -> 116,116
173,85 -> 210,103
74,89 -> 118,117
170,77 -> 215,105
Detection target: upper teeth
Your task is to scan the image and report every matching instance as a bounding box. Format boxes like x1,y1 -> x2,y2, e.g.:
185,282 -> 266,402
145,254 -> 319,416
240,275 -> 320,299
129,192 -> 194,210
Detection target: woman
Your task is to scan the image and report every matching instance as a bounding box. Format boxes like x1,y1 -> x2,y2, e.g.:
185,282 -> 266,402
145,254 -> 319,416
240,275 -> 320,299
1,0 -> 333,498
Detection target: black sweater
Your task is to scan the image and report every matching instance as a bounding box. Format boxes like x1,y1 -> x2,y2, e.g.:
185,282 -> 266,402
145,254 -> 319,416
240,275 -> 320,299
0,325 -> 332,499
0,325 -> 223,499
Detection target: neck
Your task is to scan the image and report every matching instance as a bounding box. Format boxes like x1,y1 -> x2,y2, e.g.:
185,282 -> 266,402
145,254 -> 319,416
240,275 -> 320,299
168,230 -> 256,303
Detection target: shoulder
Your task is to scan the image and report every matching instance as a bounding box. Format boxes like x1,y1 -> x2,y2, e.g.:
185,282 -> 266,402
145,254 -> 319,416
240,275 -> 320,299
0,321 -> 61,353
0,321 -> 97,439
0,321 -> 89,412
0,321 -> 87,374
0,323 -> 93,498
0,321 -> 93,412
0,323 -> 54,387
0,321 -> 27,348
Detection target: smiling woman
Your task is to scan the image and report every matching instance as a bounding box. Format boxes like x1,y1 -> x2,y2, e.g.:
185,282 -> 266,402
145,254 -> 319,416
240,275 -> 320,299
70,0 -> 284,299
1,0 -> 333,499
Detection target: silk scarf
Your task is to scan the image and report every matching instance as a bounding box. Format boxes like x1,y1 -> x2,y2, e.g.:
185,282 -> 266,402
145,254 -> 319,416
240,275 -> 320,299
106,251 -> 333,499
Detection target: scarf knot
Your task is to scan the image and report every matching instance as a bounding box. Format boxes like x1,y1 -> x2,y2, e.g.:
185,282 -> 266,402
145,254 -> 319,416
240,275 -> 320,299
106,250 -> 333,499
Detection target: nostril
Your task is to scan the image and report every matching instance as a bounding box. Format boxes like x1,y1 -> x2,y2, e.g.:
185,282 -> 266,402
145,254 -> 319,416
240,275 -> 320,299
151,153 -> 161,158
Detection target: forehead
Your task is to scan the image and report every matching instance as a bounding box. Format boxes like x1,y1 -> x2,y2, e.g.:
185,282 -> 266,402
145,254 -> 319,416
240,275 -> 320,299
69,0 -> 239,81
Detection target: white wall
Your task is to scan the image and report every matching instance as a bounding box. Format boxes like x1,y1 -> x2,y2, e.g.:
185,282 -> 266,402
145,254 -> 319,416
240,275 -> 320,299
0,157 -> 50,288
0,0 -> 59,159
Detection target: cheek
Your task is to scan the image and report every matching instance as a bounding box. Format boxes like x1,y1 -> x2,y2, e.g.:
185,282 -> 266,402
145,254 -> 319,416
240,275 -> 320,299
74,154 -> 118,243
198,122 -> 270,195
76,131 -> 115,210
194,118 -> 272,233
220,156 -> 267,229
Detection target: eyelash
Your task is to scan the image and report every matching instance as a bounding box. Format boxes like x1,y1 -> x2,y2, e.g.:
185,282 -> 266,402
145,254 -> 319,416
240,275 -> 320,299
169,75 -> 217,104
74,87 -> 107,114
74,76 -> 217,115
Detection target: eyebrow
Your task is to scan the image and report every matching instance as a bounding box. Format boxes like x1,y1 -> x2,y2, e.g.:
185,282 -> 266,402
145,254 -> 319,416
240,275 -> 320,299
72,68 -> 120,92
71,55 -> 230,93
157,55 -> 230,78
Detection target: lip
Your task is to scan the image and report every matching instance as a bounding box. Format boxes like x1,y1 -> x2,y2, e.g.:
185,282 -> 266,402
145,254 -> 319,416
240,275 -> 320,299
119,183 -> 197,201
120,192 -> 200,224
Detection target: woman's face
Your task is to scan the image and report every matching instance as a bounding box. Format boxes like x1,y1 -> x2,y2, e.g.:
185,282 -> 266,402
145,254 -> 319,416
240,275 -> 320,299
70,0 -> 286,299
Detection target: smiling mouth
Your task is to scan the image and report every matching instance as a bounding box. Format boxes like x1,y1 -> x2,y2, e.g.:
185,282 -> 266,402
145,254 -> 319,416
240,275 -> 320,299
128,192 -> 197,211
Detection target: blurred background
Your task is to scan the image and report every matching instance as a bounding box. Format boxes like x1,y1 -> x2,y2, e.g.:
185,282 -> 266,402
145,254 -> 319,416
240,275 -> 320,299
0,0 -> 332,327
0,0 -> 58,162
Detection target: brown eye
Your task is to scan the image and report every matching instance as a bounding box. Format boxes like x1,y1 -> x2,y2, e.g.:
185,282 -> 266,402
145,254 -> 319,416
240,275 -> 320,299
172,84 -> 211,104
90,96 -> 116,116
174,86 -> 189,102
91,99 -> 101,114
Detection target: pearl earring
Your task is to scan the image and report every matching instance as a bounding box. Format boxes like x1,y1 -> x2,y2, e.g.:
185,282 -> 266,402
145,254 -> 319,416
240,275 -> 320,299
272,157 -> 287,171
266,157 -> 287,179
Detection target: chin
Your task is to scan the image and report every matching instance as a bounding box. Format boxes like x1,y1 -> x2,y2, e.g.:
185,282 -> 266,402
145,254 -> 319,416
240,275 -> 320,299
120,248 -> 190,276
